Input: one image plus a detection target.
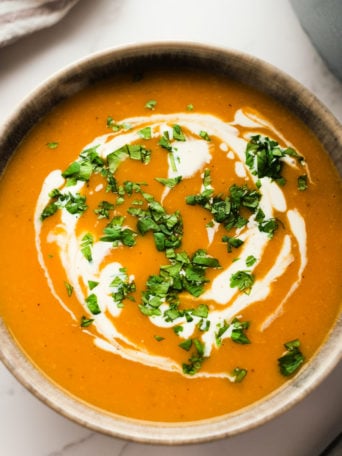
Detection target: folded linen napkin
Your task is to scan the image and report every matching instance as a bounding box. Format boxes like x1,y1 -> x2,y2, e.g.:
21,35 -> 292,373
0,0 -> 79,47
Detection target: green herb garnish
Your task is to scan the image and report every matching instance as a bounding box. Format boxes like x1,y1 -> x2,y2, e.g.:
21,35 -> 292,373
230,318 -> 251,344
94,200 -> 115,219
110,268 -> 136,307
47,142 -> 59,149
245,135 -> 302,185
64,281 -> 73,297
222,235 -> 244,253
145,99 -> 157,110
298,174 -> 308,191
155,176 -> 182,188
232,367 -> 248,383
278,339 -> 305,376
88,280 -> 99,290
80,233 -> 94,262
100,216 -> 137,247
230,270 -> 255,294
246,255 -> 257,267
172,124 -> 186,141
199,130 -> 211,141
85,294 -> 101,315
80,316 -> 94,327
138,126 -> 152,139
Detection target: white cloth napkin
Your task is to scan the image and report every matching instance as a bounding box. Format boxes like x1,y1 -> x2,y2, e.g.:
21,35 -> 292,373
0,0 -> 79,47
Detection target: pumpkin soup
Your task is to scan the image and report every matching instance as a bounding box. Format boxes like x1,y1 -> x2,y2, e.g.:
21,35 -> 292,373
0,68 -> 341,422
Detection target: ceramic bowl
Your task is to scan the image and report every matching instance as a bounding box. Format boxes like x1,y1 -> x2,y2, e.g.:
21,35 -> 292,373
0,42 -> 341,444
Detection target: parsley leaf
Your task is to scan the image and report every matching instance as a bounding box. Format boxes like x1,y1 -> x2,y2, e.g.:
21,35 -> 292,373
246,255 -> 257,267
232,367 -> 248,383
64,281 -> 73,297
182,338 -> 206,375
199,130 -> 211,141
230,270 -> 255,294
138,126 -> 152,139
179,339 -> 192,351
80,316 -> 94,327
110,268 -> 136,307
245,135 -> 302,185
128,193 -> 183,251
85,294 -> 101,315
47,142 -> 59,149
100,216 -> 137,247
107,144 -> 151,173
40,189 -> 88,221
278,339 -> 305,376
230,318 -> 251,344
80,233 -> 94,262
155,176 -> 182,188
186,177 -> 260,232
172,124 -> 186,141
215,321 -> 230,346
145,99 -> 157,110
298,174 -> 308,191
88,280 -> 99,290
62,146 -> 104,185
94,200 -> 114,219
222,235 -> 244,253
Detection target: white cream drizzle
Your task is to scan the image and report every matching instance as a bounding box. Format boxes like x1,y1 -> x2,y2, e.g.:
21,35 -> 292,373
34,110 -> 308,380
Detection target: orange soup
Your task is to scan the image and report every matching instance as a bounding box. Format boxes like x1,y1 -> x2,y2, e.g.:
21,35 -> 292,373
0,68 -> 341,422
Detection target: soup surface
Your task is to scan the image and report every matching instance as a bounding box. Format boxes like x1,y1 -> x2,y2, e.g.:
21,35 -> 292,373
0,68 -> 341,422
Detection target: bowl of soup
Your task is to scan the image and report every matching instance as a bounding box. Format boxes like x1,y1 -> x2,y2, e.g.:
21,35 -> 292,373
0,42 -> 341,444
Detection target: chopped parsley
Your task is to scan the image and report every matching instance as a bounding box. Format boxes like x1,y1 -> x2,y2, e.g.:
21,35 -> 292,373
222,235 -> 244,253
298,174 -> 308,191
199,130 -> 211,141
172,124 -> 186,141
107,144 -> 151,173
138,126 -> 152,139
80,316 -> 94,327
255,208 -> 279,238
62,146 -> 104,186
155,176 -> 182,188
88,280 -> 99,290
110,268 -> 136,307
100,216 -> 137,247
179,339 -> 192,351
154,335 -> 165,342
128,193 -> 183,251
145,99 -> 157,110
278,339 -> 305,376
231,367 -> 248,383
80,233 -> 94,262
94,200 -> 114,219
64,281 -> 73,297
85,294 -> 101,315
215,321 -> 230,346
246,255 -> 257,267
230,270 -> 255,294
182,338 -> 205,375
47,141 -> 59,149
106,116 -> 131,132
186,175 -> 260,232
186,104 -> 194,111
230,318 -> 251,344
40,189 -> 87,221
139,249 -> 220,318
245,135 -> 302,185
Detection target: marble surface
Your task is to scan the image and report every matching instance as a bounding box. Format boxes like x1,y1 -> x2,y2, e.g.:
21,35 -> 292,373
0,1 -> 341,455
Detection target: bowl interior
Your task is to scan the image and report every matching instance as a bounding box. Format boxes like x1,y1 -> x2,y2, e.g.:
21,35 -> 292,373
0,42 -> 341,444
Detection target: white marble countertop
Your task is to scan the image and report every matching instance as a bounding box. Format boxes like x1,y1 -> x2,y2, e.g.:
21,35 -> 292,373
0,1 -> 341,455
